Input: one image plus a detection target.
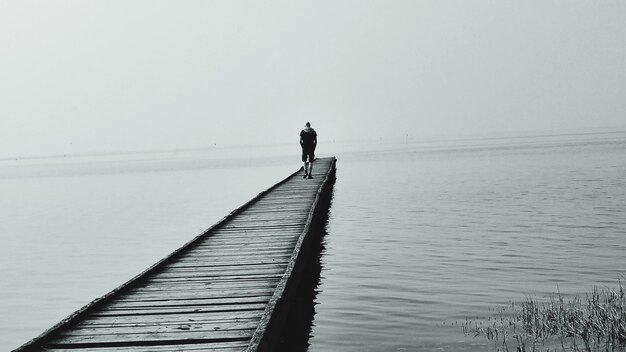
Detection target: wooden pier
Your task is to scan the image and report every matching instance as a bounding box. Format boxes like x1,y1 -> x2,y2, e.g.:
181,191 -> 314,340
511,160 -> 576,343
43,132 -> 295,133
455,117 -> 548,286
15,157 -> 337,352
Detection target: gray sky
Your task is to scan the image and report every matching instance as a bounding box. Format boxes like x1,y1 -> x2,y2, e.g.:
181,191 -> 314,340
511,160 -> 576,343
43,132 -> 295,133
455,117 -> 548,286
1,1 -> 625,157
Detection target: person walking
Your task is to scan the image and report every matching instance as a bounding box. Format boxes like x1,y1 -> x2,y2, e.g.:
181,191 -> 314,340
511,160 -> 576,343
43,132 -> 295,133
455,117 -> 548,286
300,122 -> 317,179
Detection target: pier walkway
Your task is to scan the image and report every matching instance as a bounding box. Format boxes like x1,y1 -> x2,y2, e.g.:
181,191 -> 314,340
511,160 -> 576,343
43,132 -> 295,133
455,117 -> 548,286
15,157 -> 336,352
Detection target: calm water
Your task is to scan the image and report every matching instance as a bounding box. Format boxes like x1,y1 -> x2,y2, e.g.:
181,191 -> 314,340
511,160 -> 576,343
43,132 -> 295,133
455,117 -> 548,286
1,133 -> 625,351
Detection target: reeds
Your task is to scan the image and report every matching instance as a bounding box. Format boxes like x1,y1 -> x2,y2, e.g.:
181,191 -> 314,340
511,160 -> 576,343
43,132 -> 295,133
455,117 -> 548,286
463,281 -> 626,352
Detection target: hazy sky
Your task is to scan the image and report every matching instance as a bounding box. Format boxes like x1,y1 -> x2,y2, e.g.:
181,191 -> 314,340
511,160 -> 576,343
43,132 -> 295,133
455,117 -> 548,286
1,1 -> 625,157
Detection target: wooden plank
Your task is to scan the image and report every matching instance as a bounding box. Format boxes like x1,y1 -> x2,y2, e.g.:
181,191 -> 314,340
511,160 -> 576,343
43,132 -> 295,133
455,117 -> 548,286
44,341 -> 250,352
48,328 -> 255,345
223,221 -> 304,227
212,224 -> 301,230
105,296 -> 270,309
156,268 -> 284,278
186,244 -> 296,252
152,269 -> 285,280
235,208 -> 305,214
190,243 -> 294,251
236,208 -> 308,213
168,258 -> 290,267
132,282 -> 273,290
177,242 -> 296,251
192,237 -> 297,245
146,274 -> 283,284
119,289 -> 276,302
159,262 -> 287,271
250,202 -> 308,208
111,298 -> 271,309
203,231 -> 299,239
136,278 -> 280,289
79,311 -> 264,326
191,234 -> 298,241
272,185 -> 321,189
169,252 -> 293,261
177,252 -> 292,260
216,221 -> 305,228
255,193 -> 312,199
180,247 -> 294,255
60,320 -> 259,337
254,195 -> 312,200
211,225 -> 302,231
157,262 -> 285,272
177,254 -> 291,262
75,322 -> 259,333
179,250 -> 294,259
201,232 -> 299,239
128,279 -> 281,291
199,238 -> 297,245
91,303 -> 266,317
179,250 -> 293,258
104,296 -> 270,307
226,211 -> 309,218
217,224 -> 303,231
177,255 -> 292,262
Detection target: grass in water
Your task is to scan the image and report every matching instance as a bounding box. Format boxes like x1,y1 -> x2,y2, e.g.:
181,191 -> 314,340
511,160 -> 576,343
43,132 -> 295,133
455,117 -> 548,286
463,282 -> 626,352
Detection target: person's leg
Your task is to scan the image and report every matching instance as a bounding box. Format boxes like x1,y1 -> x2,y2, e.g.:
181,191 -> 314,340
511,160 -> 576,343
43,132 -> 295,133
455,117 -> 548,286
302,149 -> 308,177
307,151 -> 314,178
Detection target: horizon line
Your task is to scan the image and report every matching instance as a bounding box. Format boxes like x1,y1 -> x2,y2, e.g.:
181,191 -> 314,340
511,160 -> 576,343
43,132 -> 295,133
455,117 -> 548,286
2,127 -> 625,162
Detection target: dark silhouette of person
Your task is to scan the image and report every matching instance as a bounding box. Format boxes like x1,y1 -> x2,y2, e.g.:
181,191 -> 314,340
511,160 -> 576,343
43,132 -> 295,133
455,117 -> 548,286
300,122 -> 317,179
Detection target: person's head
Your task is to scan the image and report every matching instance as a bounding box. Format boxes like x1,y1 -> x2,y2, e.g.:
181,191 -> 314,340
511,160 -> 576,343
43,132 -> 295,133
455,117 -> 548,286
305,122 -> 311,128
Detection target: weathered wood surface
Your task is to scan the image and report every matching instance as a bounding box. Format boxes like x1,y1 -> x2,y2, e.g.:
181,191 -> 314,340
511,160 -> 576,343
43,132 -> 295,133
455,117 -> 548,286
14,157 -> 336,352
